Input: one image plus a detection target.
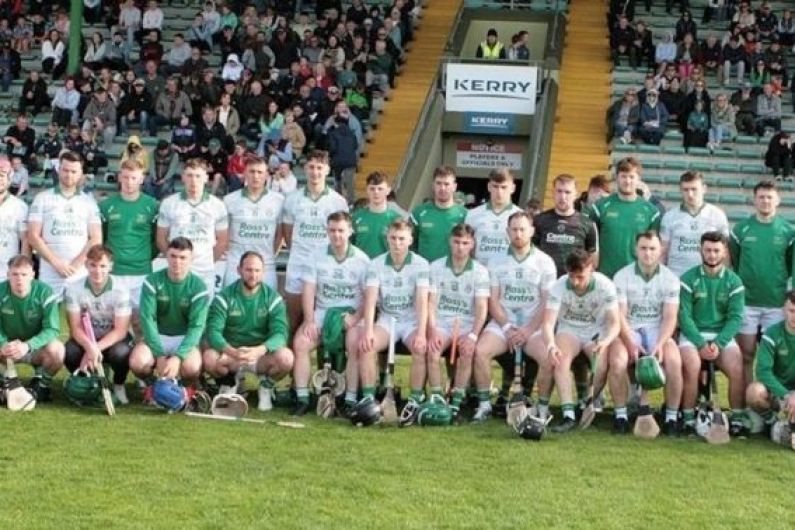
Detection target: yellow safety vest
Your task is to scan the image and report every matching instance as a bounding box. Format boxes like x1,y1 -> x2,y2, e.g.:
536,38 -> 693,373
480,41 -> 504,59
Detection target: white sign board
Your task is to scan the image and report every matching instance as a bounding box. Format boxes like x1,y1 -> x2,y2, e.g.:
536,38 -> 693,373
456,141 -> 523,170
445,63 -> 538,115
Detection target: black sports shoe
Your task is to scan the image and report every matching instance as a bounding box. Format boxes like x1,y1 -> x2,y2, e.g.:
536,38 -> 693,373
291,401 -> 310,417
27,377 -> 52,402
682,423 -> 698,437
493,394 -> 508,419
612,417 -> 630,434
662,420 -> 680,437
729,422 -> 749,438
552,417 -> 577,434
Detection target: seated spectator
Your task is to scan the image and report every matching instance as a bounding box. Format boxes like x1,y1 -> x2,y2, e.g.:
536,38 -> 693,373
11,16 -> 33,54
188,13 -> 212,54
51,77 -> 80,127
138,33 -> 164,74
778,9 -> 795,47
675,10 -> 697,42
4,114 -> 35,163
9,156 -> 28,197
137,0 -> 164,47
683,64 -> 706,94
268,158 -> 298,195
610,16 -> 634,67
155,77 -> 192,131
196,105 -> 228,154
80,130 -> 108,177
118,0 -> 142,49
82,87 -> 118,148
703,0 -> 731,25
216,92 -> 239,139
202,1 -> 222,43
33,122 -> 62,180
709,93 -> 737,150
324,35 -> 346,71
756,83 -> 782,136
367,40 -> 392,93
701,35 -> 723,79
63,125 -> 85,157
225,140 -> 248,193
119,78 -> 155,136
120,135 -> 150,174
756,2 -> 777,40
655,33 -> 677,76
660,77 -> 686,122
685,100 -> 709,149
84,32 -> 107,71
733,3 -> 756,33
106,31 -> 131,72
281,110 -> 306,160
18,69 -> 48,116
637,74 -> 656,105
258,101 -> 284,146
680,78 -> 710,130
765,40 -> 786,81
41,29 -> 65,78
171,114 -> 198,161
764,131 -> 794,180
606,88 -> 639,144
722,36 -> 746,87
204,138 -> 228,195
344,83 -> 369,123
630,21 -> 653,69
750,59 -> 771,92
328,109 -> 359,202
163,34 -> 191,76
145,139 -> 180,199
731,82 -> 757,135
676,33 -> 700,80
221,53 -> 243,83
0,40 -> 19,93
181,46 -> 209,78
638,89 -> 669,145
218,26 -> 241,64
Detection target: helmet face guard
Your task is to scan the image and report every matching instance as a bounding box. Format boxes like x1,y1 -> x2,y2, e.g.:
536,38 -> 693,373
63,370 -> 103,406
513,411 -> 553,441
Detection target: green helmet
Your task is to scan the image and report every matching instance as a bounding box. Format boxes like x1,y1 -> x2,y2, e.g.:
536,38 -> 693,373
635,355 -> 666,390
417,394 -> 453,426
63,370 -> 103,406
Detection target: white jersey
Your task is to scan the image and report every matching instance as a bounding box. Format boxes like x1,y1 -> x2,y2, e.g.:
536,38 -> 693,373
429,257 -> 490,327
0,194 -> 28,276
303,244 -> 370,311
157,191 -> 228,276
547,272 -> 618,332
282,187 -> 348,267
660,203 -> 729,276
223,188 -> 284,269
28,187 -> 100,277
490,247 -> 557,326
365,251 -> 430,320
64,277 -> 132,340
613,262 -> 680,330
465,202 -> 523,267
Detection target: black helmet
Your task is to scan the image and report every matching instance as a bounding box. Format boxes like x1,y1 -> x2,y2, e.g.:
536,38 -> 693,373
350,397 -> 381,427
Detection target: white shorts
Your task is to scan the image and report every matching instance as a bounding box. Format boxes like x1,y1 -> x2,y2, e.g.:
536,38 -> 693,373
284,260 -> 303,295
678,331 -> 739,352
483,320 -> 541,344
158,334 -> 187,356
434,317 -> 474,341
556,323 -> 601,345
740,306 -> 784,335
375,315 -> 418,344
113,274 -> 146,309
224,264 -> 277,291
39,264 -> 87,302
628,327 -> 661,353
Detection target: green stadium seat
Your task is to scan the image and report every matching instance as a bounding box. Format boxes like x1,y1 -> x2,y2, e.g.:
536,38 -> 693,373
720,193 -> 747,205
740,164 -> 765,174
735,135 -> 758,144
711,148 -> 735,158
638,144 -> 661,153
663,146 -> 686,155
687,147 -> 710,156
715,163 -> 739,173
663,160 -> 688,170
727,210 -> 750,223
688,161 -> 712,172
641,159 -> 663,169
665,130 -> 683,140
612,143 -> 636,153
704,191 -> 720,203
643,174 -> 666,184
780,195 -> 795,207
717,176 -> 743,188
663,190 -> 682,201
736,149 -> 760,159
703,174 -> 719,186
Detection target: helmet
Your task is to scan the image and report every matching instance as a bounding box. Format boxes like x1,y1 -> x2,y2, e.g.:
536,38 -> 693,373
152,378 -> 187,413
349,396 -> 381,427
513,412 -> 552,441
63,370 -> 103,406
635,355 -> 666,390
417,394 -> 453,426
695,405 -> 728,438
211,393 -> 249,418
399,400 -> 420,427
770,420 -> 794,448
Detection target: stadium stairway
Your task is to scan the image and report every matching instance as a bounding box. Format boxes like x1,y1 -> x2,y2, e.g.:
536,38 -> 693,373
354,0 -> 462,197
544,0 -> 612,206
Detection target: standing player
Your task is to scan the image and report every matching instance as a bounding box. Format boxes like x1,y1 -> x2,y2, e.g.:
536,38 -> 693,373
427,223 -> 490,419
291,212 -> 369,416
587,157 -> 661,278
0,255 -> 64,401
729,181 -> 795,387
281,150 -> 348,334
352,171 -> 402,259
542,249 -> 621,433
156,159 -> 228,293
410,166 -> 467,263
465,168 -> 522,267
471,212 -> 557,422
99,159 -> 159,323
747,291 -> 795,439
0,156 -> 28,277
223,156 -> 285,289
349,219 -> 430,407
610,231 -> 682,435
27,151 -> 102,299
204,251 -> 294,411
679,232 -> 747,436
129,237 -> 210,391
64,245 -> 133,404
533,173 -> 599,277
660,171 -> 729,276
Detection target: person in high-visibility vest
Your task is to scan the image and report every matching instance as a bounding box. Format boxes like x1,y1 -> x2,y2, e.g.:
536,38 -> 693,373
476,28 -> 507,60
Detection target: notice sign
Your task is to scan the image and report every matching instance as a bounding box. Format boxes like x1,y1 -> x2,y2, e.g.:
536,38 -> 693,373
446,63 -> 538,115
456,141 -> 523,170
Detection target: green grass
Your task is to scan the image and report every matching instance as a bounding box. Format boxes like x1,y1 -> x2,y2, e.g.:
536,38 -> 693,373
3,370 -> 795,529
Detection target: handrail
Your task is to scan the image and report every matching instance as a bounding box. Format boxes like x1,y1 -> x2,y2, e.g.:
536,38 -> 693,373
445,1 -> 467,53
521,78 -> 557,205
394,74 -> 440,192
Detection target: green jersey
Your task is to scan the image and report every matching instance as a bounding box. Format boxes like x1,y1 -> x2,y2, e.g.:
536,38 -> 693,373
729,215 -> 795,308
587,194 -> 661,278
679,265 -> 745,350
206,280 -> 289,353
410,202 -> 467,262
99,193 -> 159,276
0,280 -> 60,351
755,321 -> 795,399
352,206 -> 402,258
139,269 -> 210,359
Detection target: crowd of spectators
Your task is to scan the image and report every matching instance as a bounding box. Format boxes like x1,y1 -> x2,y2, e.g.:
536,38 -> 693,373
607,0 -> 792,166
0,0 -> 419,202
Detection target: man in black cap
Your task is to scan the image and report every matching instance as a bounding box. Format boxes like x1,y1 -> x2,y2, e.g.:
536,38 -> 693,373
476,28 -> 506,59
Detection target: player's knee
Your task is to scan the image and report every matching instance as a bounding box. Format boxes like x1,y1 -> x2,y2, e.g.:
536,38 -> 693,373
43,340 -> 65,365
745,382 -> 769,410
271,348 -> 294,374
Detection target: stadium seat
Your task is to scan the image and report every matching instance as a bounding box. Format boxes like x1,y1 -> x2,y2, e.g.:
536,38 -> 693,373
735,135 -> 758,144
663,160 -> 688,170
638,145 -> 661,154
717,176 -> 743,188
720,193 -> 747,205
714,163 -> 739,173
687,147 -> 710,156
663,146 -> 686,155
688,161 -> 712,172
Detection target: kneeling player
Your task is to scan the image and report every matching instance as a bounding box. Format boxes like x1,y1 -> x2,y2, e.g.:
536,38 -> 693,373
472,211 -> 557,422
610,231 -> 682,435
64,245 -> 133,404
678,231 -> 746,436
291,212 -> 370,416
746,291 -> 795,443
427,223 -> 489,419
542,249 -> 620,433
129,237 -> 210,397
348,219 -> 430,408
204,251 -> 294,411
0,255 -> 64,401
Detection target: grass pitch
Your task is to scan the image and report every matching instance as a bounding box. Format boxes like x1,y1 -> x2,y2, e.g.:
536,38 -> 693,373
2,371 -> 794,529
